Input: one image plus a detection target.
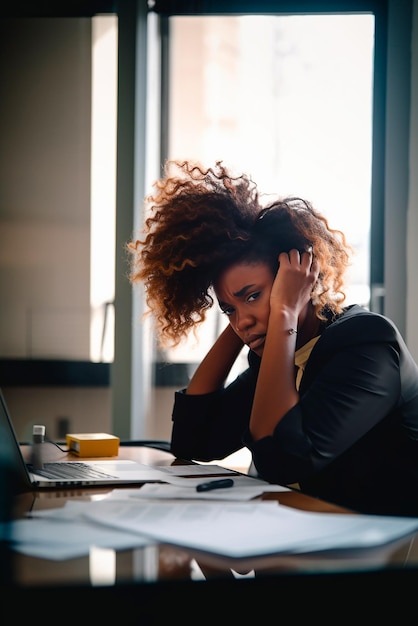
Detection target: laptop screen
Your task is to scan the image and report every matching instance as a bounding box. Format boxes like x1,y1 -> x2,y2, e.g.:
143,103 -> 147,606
0,389 -> 32,494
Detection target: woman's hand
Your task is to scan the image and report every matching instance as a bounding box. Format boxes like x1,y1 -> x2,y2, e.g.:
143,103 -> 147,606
270,249 -> 320,318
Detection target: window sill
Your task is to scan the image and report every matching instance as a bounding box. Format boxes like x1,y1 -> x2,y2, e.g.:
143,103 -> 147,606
0,359 -> 110,387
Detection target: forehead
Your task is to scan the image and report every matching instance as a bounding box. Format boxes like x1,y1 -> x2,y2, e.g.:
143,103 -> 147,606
214,261 -> 273,297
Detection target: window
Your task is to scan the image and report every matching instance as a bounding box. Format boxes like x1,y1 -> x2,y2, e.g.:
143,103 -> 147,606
161,13 -> 375,370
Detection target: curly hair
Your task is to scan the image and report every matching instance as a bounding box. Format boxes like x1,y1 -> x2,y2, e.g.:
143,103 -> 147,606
127,160 -> 352,347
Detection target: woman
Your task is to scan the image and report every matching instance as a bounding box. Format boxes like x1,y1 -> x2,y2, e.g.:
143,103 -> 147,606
128,160 -> 418,516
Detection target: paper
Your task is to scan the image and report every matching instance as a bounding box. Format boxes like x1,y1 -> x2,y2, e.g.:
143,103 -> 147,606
15,495 -> 418,560
72,499 -> 418,558
159,474 -> 285,488
11,516 -> 153,560
124,474 -> 289,500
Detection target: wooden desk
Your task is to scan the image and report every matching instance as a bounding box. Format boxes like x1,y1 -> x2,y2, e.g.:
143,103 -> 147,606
7,442 -> 418,605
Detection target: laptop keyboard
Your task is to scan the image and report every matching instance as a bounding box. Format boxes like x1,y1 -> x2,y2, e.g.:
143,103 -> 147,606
28,462 -> 117,480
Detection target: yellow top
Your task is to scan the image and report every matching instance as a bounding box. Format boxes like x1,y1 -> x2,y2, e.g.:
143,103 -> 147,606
294,336 -> 320,391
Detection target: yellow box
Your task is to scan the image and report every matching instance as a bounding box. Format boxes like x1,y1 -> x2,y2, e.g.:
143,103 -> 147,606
66,433 -> 120,457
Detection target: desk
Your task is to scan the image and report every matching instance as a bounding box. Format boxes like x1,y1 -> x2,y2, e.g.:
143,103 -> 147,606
6,443 -> 418,611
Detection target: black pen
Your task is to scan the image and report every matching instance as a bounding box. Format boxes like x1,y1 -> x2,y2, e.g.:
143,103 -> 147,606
196,478 -> 234,492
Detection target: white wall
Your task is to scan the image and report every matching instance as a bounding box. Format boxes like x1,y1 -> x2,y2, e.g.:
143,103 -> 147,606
3,386 -> 111,442
0,18 -> 92,360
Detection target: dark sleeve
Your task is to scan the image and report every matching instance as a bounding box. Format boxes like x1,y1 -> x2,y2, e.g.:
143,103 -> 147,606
243,316 -> 402,485
170,366 -> 257,462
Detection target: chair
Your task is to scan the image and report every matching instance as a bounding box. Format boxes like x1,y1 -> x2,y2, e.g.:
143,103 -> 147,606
119,439 -> 172,453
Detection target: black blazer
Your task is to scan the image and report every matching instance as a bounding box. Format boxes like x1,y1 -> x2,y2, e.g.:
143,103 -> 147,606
171,305 -> 418,516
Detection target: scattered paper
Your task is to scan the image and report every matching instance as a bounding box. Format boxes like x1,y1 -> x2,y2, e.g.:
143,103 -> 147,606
13,474 -> 418,562
11,516 -> 153,560
71,498 -> 418,558
123,474 -> 289,500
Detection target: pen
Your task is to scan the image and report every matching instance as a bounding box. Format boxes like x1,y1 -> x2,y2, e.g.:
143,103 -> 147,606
196,478 -> 234,492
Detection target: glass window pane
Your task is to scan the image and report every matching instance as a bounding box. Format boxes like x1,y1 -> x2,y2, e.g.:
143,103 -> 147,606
166,14 -> 374,365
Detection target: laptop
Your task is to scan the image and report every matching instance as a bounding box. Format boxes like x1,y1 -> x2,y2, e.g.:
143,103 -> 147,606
0,388 -> 172,490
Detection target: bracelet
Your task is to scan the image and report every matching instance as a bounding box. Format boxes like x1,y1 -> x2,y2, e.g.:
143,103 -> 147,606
288,328 -> 298,335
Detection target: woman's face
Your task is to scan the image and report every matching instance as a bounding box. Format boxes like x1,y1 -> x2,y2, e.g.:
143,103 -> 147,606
214,261 -> 275,356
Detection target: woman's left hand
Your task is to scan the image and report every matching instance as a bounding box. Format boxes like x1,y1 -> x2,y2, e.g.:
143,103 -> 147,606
269,248 -> 320,317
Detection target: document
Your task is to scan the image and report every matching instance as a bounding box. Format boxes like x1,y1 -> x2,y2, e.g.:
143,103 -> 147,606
16,496 -> 418,560
36,498 -> 418,559
126,474 -> 289,500
11,515 -> 153,560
